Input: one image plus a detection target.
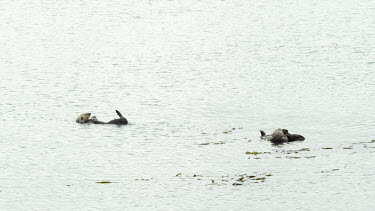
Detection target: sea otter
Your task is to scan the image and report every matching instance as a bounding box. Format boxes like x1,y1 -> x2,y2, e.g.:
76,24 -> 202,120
76,110 -> 128,125
260,129 -> 304,144
281,129 -> 305,142
76,113 -> 91,123
107,110 -> 128,125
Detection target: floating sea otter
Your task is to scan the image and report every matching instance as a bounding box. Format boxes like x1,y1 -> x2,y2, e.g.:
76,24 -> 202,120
260,129 -> 304,144
76,110 -> 128,125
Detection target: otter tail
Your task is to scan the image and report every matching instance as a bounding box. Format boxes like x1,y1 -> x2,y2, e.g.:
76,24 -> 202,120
260,130 -> 266,137
116,110 -> 123,117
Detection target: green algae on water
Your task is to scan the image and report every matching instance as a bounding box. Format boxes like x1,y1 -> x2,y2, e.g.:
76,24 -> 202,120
246,151 -> 261,155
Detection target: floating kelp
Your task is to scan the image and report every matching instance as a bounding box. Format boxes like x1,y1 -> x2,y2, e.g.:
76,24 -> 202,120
180,173 -> 273,185
286,156 -> 301,159
322,147 -> 333,149
245,151 -> 271,155
96,181 -> 112,184
254,177 -> 266,181
135,178 -> 153,181
246,151 -> 261,155
222,127 -> 243,134
236,177 -> 245,182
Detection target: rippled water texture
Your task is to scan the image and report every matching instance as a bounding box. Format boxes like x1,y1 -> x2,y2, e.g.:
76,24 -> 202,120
1,0 -> 374,210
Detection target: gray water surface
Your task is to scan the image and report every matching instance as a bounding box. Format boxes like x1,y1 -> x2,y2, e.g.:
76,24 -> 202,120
1,0 -> 374,210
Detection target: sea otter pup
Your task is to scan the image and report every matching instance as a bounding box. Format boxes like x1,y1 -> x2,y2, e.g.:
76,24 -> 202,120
76,110 -> 128,125
281,129 -> 305,142
260,129 -> 304,144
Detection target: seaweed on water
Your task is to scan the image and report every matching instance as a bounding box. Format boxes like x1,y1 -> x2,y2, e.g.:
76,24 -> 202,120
286,156 -> 301,159
96,181 -> 112,184
246,151 -> 261,155
135,178 -> 153,181
254,177 -> 266,181
236,177 -> 245,182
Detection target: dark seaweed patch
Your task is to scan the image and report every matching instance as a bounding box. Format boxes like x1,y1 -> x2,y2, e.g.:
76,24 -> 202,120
286,156 -> 301,159
135,178 -> 153,181
254,177 -> 266,181
246,151 -> 261,155
96,181 -> 112,184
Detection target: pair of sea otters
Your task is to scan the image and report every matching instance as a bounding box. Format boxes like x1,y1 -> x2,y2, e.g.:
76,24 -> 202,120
76,111 -> 304,143
76,110 -> 128,125
260,129 -> 305,144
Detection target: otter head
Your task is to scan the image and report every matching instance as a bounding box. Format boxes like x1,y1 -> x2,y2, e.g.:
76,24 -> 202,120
76,113 -> 91,123
282,129 -> 289,134
91,116 -> 98,122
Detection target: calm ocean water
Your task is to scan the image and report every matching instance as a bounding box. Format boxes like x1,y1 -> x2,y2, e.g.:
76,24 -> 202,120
1,0 -> 374,210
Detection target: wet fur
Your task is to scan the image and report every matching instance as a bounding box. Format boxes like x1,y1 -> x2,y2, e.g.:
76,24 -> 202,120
282,129 -> 305,142
107,110 -> 128,125
260,129 -> 304,144
76,110 -> 128,125
76,113 -> 91,123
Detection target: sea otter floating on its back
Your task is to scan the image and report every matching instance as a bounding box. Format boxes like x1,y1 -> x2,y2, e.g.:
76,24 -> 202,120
76,110 -> 128,125
260,128 -> 304,144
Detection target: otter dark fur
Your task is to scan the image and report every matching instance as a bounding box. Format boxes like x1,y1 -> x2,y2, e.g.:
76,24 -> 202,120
260,129 -> 304,144
107,110 -> 128,125
282,129 -> 305,142
76,110 -> 128,125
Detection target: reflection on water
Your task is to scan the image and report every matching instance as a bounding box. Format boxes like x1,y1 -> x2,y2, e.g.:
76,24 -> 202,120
0,0 -> 374,210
